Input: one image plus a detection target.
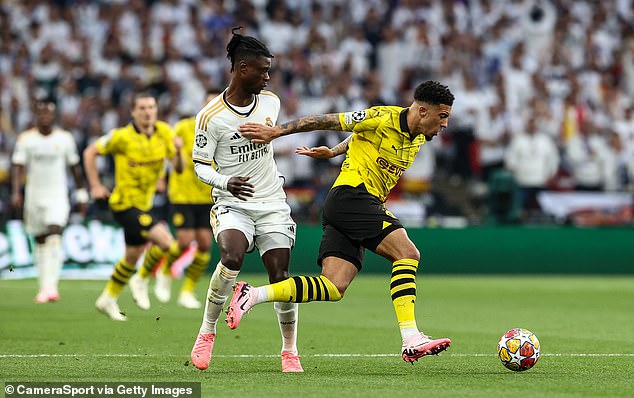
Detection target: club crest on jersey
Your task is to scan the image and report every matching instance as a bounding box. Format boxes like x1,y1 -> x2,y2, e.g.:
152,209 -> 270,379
344,110 -> 366,125
265,117 -> 273,127
195,134 -> 207,148
138,213 -> 153,226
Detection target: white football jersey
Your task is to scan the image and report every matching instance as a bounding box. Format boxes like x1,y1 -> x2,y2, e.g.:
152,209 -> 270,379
193,90 -> 286,202
11,127 -> 79,200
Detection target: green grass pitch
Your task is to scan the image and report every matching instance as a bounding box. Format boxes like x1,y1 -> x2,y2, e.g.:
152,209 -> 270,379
1,275 -> 633,397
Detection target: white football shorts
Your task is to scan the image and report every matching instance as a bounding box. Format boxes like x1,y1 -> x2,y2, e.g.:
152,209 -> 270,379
24,196 -> 70,236
210,200 -> 296,255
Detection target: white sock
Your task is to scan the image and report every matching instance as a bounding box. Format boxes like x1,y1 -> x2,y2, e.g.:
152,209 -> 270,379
200,261 -> 239,334
274,301 -> 298,354
400,327 -> 419,340
46,235 -> 63,292
254,286 -> 268,304
34,242 -> 50,291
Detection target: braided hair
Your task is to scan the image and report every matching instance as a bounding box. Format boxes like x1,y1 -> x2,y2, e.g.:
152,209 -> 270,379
226,27 -> 274,72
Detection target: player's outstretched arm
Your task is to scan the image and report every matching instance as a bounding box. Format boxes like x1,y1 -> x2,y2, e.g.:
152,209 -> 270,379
239,113 -> 341,144
295,146 -> 333,158
295,133 -> 353,159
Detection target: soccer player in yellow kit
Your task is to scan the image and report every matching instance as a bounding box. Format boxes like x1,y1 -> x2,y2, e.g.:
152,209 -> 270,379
83,92 -> 184,320
153,90 -> 221,309
228,80 -> 455,364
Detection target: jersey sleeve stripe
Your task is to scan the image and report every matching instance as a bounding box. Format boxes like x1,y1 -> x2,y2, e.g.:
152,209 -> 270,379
202,105 -> 226,128
197,102 -> 223,130
197,102 -> 225,130
192,158 -> 213,164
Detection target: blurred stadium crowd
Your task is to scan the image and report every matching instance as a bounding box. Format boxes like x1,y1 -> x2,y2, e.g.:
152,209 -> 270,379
1,0 -> 634,225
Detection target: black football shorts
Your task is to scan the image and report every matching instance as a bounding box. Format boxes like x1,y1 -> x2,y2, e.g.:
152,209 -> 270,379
112,207 -> 159,245
171,203 -> 213,229
318,184 -> 403,270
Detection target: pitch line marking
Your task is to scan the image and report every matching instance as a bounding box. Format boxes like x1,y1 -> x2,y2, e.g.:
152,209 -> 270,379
1,353 -> 634,359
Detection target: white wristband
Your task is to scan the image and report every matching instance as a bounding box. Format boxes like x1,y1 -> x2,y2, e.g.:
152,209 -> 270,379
75,188 -> 89,204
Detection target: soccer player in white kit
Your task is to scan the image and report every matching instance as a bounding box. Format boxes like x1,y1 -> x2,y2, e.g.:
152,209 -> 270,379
11,98 -> 88,303
189,28 -> 303,373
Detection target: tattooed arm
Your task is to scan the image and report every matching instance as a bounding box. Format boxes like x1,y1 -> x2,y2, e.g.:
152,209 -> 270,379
330,134 -> 353,156
295,134 -> 352,159
277,114 -> 341,135
238,113 -> 341,144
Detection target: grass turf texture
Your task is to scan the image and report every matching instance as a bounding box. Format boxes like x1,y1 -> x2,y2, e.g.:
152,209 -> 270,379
1,275 -> 633,397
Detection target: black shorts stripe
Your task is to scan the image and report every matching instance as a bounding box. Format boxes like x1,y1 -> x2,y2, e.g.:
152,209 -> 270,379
292,276 -> 304,302
391,287 -> 417,299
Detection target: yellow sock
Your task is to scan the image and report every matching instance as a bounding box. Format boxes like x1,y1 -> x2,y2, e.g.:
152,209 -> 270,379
264,275 -> 342,303
162,241 -> 182,275
390,259 -> 419,331
139,242 -> 181,278
181,250 -> 210,293
139,244 -> 163,278
105,259 -> 135,297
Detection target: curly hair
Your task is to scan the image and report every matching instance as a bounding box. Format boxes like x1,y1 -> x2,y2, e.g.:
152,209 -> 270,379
226,27 -> 274,72
413,81 -> 454,106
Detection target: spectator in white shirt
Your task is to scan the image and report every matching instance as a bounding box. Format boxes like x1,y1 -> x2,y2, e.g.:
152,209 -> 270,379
565,120 -> 611,191
505,115 -> 560,212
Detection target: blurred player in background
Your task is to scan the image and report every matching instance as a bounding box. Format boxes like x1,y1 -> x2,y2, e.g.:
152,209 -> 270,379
229,80 -> 455,364
11,97 -> 88,303
153,89 -> 222,309
189,28 -> 303,373
83,92 -> 184,321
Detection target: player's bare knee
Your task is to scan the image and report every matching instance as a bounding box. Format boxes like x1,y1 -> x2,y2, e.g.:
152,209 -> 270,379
395,243 -> 420,262
405,247 -> 420,262
220,252 -> 244,270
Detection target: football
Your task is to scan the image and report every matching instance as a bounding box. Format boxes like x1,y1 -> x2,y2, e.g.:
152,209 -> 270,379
497,328 -> 541,371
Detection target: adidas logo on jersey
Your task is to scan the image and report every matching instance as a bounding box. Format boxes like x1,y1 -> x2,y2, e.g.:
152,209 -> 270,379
230,132 -> 241,140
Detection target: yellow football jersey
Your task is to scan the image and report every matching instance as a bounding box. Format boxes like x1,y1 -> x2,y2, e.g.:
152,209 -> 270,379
335,106 -> 426,203
96,121 -> 175,211
168,117 -> 213,204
